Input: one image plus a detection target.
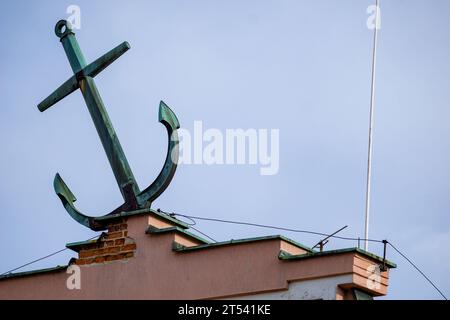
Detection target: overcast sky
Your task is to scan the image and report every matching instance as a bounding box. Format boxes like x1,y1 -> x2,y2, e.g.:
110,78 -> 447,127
1,0 -> 449,299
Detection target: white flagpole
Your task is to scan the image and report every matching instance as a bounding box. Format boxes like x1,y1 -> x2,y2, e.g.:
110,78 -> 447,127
365,0 -> 380,251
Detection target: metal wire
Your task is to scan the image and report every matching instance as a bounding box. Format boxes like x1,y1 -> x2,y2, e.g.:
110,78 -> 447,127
388,242 -> 447,300
164,211 -> 384,243
0,235 -> 99,276
163,210 -> 447,300
2,211 -> 447,300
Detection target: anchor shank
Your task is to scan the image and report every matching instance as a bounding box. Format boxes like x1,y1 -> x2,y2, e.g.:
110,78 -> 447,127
59,28 -> 140,206
60,31 -> 87,73
79,76 -> 140,204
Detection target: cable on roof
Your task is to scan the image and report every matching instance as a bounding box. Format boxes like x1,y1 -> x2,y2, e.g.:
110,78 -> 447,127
2,212 -> 447,300
0,248 -> 68,277
189,225 -> 218,243
158,209 -> 216,242
0,235 -> 99,277
160,210 -> 383,243
162,210 -> 448,300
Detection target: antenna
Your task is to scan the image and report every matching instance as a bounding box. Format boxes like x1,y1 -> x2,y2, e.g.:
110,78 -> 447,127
312,225 -> 348,252
364,0 -> 381,251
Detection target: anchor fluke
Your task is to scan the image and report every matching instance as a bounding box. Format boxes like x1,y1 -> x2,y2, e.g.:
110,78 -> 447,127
54,173 -> 93,229
136,101 -> 180,207
159,100 -> 180,130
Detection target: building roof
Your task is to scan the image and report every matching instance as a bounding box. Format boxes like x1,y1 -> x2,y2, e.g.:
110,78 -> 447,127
0,265 -> 67,281
279,247 -> 397,268
146,225 -> 210,244
96,208 -> 190,229
0,210 -> 395,285
171,234 -> 314,253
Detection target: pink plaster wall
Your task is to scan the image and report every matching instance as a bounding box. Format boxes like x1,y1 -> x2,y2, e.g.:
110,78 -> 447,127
0,214 -> 391,299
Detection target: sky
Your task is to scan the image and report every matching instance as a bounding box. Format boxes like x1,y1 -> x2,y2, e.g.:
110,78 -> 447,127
0,0 -> 449,299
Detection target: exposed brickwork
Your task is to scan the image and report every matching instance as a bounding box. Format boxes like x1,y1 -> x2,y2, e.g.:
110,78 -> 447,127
75,219 -> 136,265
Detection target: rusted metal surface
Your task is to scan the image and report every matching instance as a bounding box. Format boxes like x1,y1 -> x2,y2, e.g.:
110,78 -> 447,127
38,20 -> 180,231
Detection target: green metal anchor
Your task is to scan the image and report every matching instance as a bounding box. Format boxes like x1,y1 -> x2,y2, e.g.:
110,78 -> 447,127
38,20 -> 180,231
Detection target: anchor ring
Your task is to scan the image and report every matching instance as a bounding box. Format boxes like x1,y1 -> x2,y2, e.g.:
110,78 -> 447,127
55,20 -> 73,39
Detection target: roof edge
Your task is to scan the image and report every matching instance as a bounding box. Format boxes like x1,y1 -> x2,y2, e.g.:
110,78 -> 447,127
66,237 -> 101,252
146,225 -> 209,244
173,235 -> 313,253
0,265 -> 68,281
95,208 -> 189,229
279,247 -> 397,268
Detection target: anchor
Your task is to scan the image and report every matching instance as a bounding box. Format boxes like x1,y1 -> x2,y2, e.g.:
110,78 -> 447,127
37,20 -> 180,231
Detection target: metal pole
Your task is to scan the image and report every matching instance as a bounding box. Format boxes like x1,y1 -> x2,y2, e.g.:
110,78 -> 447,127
381,240 -> 388,271
312,225 -> 348,251
364,0 -> 380,251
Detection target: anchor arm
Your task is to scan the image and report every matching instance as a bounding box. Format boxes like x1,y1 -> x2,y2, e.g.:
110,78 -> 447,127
54,173 -> 102,230
53,102 -> 181,230
137,101 -> 180,206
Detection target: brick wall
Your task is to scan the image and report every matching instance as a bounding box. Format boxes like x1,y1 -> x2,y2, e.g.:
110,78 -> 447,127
75,219 -> 136,265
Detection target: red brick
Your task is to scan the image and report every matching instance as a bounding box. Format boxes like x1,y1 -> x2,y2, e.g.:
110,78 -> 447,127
105,255 -> 116,262
104,240 -> 115,247
92,248 -> 106,256
124,252 -> 134,259
76,259 -> 86,265
121,244 -> 136,252
107,246 -> 120,254
94,256 -> 105,264
105,253 -> 126,262
79,250 -> 96,259
106,231 -> 123,239
82,242 -> 99,250
108,223 -> 127,232
108,226 -> 118,232
114,239 -> 125,246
